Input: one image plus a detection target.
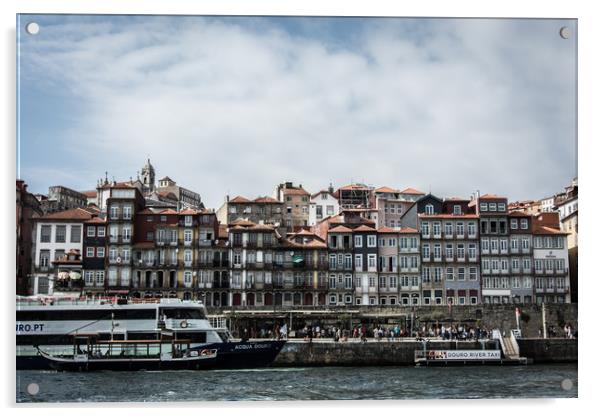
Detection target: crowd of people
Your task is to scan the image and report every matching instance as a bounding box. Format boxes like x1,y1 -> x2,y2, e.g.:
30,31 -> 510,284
237,321 -> 577,341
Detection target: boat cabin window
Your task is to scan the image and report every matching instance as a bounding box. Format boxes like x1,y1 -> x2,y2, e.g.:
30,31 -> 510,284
160,308 -> 205,320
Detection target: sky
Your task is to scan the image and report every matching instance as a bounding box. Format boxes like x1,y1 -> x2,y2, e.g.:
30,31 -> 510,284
17,15 -> 577,209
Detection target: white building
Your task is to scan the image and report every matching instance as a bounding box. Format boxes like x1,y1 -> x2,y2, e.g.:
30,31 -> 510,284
30,207 -> 96,295
309,190 -> 339,226
532,213 -> 571,304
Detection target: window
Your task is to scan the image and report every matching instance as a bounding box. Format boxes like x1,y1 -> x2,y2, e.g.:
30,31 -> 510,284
425,204 -> 434,215
355,254 -> 362,269
95,271 -> 105,285
453,205 -> 461,215
122,248 -> 130,262
480,203 -> 488,212
444,223 -> 453,236
122,226 -> 131,242
469,267 -> 477,280
522,238 -> 530,250
55,225 -> 66,243
110,206 -> 119,219
434,268 -> 442,283
123,206 -> 132,220
84,271 -> 94,285
433,222 -> 441,237
556,237 -> 564,249
510,219 -> 518,229
354,235 -> 362,247
481,239 -> 489,251
422,268 -> 430,283
523,276 -> 532,288
497,203 -> 505,212
184,230 -> 193,244
433,244 -> 441,259
344,254 -> 352,269
87,226 -> 96,238
184,271 -> 193,286
458,267 -> 465,280
40,225 -> 51,243
108,269 -> 117,286
457,244 -> 465,259
523,258 -> 531,271
446,267 -> 454,280
421,222 -> 429,237
184,250 -> 193,265
185,215 -> 192,226
456,222 -> 464,236
368,254 -> 376,268
468,243 -> 477,259
97,247 -> 105,258
445,244 -> 453,259
422,244 -> 430,259
500,239 -> 508,251
520,219 -> 528,229
367,235 -> 377,247
67,225 -> 81,243
535,259 -> 543,271
97,227 -> 105,237
468,222 -> 476,236
326,205 -> 334,215
86,247 -> 95,257
489,203 -> 497,211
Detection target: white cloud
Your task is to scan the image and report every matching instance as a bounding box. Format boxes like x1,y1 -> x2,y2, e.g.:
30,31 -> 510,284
19,16 -> 576,207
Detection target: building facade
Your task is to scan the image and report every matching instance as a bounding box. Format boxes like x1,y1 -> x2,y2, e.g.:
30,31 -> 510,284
31,207 -> 96,295
309,189 -> 339,226
275,182 -> 310,231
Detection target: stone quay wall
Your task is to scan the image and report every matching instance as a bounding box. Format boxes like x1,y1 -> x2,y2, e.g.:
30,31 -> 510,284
273,340 -> 500,367
517,339 -> 578,363
272,339 -> 577,367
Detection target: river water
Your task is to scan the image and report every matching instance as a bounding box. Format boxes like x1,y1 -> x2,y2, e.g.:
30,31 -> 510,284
16,364 -> 577,402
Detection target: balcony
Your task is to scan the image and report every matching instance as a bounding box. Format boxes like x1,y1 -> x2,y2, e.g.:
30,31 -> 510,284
198,239 -> 212,247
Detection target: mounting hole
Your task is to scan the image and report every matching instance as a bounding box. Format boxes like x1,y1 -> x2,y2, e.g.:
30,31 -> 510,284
559,26 -> 570,39
25,22 -> 40,35
27,382 -> 40,395
561,378 -> 573,391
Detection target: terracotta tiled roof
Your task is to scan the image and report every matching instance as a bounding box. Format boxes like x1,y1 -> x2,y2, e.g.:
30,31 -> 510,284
374,186 -> 399,194
39,208 -> 96,221
399,227 -> 419,233
248,224 -> 276,231
178,208 -> 198,215
99,181 -> 135,189
353,225 -> 377,232
400,187 -> 425,195
377,226 -> 399,234
338,184 -> 371,191
253,196 -> 281,203
85,216 -> 106,224
329,225 -> 353,233
157,191 -> 178,199
159,176 -> 173,182
81,190 -> 97,198
508,211 -> 531,217
283,187 -> 310,196
479,194 -> 505,200
229,196 -> 251,203
533,226 -> 569,235
230,218 -> 256,227
159,209 -> 178,215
